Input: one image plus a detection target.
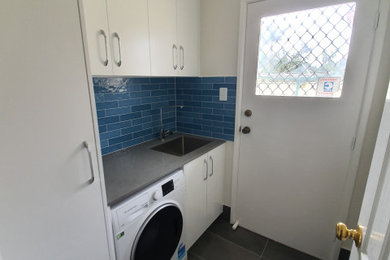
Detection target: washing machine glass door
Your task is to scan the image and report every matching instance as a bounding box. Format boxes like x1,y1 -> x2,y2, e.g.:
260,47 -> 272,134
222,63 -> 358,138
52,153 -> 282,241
132,203 -> 183,260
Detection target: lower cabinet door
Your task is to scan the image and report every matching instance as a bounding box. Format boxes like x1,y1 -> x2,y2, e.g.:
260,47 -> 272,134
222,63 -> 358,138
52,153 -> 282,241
206,144 -> 225,227
184,153 -> 208,249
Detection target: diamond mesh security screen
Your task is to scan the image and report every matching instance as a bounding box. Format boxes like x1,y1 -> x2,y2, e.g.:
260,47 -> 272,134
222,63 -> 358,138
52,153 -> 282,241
256,2 -> 356,97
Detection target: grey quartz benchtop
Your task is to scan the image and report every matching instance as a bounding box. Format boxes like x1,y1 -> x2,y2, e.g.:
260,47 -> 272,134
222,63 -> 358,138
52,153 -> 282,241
103,133 -> 225,206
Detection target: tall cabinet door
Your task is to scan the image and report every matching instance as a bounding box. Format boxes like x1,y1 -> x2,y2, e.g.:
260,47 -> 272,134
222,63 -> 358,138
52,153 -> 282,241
82,0 -> 113,75
206,144 -> 225,227
107,0 -> 151,76
177,0 -> 200,76
148,0 -> 178,76
184,154 -> 208,249
0,1 -> 111,259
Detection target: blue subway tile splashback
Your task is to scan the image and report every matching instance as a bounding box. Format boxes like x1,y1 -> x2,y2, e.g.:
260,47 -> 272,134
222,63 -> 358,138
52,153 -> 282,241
94,77 -> 176,155
93,76 -> 237,155
176,77 -> 236,142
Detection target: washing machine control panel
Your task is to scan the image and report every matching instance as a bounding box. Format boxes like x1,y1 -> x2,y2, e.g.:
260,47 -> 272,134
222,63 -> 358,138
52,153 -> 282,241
162,179 -> 174,196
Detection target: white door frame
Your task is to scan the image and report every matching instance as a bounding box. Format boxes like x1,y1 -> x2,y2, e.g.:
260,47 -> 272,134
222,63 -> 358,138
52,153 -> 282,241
231,0 -> 386,254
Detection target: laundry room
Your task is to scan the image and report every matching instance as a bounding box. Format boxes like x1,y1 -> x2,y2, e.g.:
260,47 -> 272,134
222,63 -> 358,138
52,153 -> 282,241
1,0 -> 390,260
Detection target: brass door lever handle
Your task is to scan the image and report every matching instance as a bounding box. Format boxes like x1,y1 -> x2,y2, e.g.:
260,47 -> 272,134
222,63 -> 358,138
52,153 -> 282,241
336,222 -> 362,248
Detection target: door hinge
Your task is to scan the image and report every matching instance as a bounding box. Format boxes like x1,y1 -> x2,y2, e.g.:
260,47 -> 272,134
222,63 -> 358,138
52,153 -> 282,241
374,11 -> 380,30
351,137 -> 357,151
239,126 -> 242,132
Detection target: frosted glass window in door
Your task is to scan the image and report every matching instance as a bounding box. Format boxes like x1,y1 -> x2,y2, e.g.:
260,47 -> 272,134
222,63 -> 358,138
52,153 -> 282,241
256,2 -> 356,97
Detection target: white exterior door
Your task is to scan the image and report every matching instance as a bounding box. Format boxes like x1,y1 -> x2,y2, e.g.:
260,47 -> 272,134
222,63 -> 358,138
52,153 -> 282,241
235,0 -> 379,259
0,1 -> 111,259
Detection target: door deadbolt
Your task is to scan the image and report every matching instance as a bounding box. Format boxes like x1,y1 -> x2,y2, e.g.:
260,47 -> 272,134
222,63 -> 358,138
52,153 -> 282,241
244,109 -> 252,117
242,126 -> 251,134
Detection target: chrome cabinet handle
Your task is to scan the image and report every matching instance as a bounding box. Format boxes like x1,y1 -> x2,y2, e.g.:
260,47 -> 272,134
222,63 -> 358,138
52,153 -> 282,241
113,32 -> 122,67
179,46 -> 184,70
99,29 -> 109,66
203,159 -> 208,181
172,44 -> 178,70
83,141 -> 95,184
209,156 -> 214,177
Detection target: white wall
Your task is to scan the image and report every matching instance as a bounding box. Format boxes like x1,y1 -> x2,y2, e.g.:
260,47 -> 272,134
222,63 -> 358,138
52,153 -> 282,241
200,0 -> 241,76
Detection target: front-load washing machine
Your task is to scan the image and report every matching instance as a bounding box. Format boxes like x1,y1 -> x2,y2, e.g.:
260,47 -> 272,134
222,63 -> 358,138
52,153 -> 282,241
111,169 -> 187,260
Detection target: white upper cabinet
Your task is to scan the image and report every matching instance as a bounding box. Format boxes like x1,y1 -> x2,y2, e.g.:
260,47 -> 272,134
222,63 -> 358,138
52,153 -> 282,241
106,0 -> 151,76
177,0 -> 200,76
82,0 -> 113,75
82,0 -> 199,77
148,0 -> 178,76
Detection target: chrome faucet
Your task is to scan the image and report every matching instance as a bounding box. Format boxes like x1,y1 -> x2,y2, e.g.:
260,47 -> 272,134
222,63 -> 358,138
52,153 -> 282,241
159,105 -> 183,141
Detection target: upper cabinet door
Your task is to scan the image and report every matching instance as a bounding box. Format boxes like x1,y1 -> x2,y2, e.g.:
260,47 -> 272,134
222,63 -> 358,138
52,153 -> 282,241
107,0 -> 151,76
148,0 -> 178,76
177,0 -> 200,76
82,0 -> 113,76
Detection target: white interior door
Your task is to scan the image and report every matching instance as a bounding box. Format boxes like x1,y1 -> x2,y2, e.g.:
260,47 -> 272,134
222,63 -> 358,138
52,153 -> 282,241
350,86 -> 390,260
0,1 -> 110,259
235,0 -> 379,258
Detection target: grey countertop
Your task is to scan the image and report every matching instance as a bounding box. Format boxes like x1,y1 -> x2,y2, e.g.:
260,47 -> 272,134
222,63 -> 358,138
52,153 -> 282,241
103,133 -> 225,206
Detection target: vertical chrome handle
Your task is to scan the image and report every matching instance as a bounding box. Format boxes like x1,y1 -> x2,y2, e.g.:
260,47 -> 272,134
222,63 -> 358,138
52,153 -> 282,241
172,44 -> 178,70
209,156 -> 214,177
83,141 -> 95,184
113,32 -> 122,67
179,46 -> 184,70
99,29 -> 109,66
203,159 -> 208,181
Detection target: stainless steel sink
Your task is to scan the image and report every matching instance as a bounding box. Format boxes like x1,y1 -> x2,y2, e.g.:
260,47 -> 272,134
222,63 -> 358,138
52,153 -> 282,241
151,135 -> 212,156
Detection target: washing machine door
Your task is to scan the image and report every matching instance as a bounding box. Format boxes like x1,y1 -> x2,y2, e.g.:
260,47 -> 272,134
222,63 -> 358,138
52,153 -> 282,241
132,203 -> 183,260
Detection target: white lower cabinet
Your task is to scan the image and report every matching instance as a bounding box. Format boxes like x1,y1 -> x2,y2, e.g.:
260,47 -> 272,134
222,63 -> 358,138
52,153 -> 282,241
184,144 -> 226,249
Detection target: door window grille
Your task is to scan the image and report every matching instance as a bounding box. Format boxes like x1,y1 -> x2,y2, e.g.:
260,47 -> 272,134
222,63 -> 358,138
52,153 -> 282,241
256,2 -> 356,97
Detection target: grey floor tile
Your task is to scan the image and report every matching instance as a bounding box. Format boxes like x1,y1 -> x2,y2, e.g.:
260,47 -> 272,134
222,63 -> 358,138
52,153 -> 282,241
190,231 -> 262,260
207,217 -> 267,255
187,252 -> 205,260
262,240 -> 318,260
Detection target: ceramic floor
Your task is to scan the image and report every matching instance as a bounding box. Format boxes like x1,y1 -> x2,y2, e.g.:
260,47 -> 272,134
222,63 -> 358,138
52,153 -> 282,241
187,215 -> 346,260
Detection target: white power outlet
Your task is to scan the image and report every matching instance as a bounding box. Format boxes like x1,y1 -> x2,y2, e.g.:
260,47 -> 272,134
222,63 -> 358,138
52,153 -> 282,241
219,88 -> 228,101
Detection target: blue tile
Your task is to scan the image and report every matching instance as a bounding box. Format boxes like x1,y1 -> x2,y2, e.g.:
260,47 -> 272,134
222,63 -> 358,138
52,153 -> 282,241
201,77 -> 225,83
118,99 -> 141,107
128,78 -> 150,84
105,107 -> 131,116
97,110 -> 105,118
203,114 -> 223,121
176,77 -> 202,84
107,120 -> 132,131
202,90 -> 219,96
98,116 -> 119,125
224,116 -> 235,122
120,112 -> 142,121
121,125 -> 143,135
133,129 -> 153,138
141,84 -> 160,91
99,125 -> 107,133
132,104 -> 151,112
100,139 -> 109,148
102,144 -> 123,155
202,102 -> 223,109
100,130 -> 121,141
130,91 -> 151,98
223,128 -> 235,135
225,77 -> 237,83
213,83 -> 236,90
109,134 -> 133,145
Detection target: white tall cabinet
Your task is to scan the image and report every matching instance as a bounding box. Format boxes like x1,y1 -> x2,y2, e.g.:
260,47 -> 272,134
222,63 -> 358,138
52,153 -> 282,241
0,1 -> 111,259
184,144 -> 226,249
